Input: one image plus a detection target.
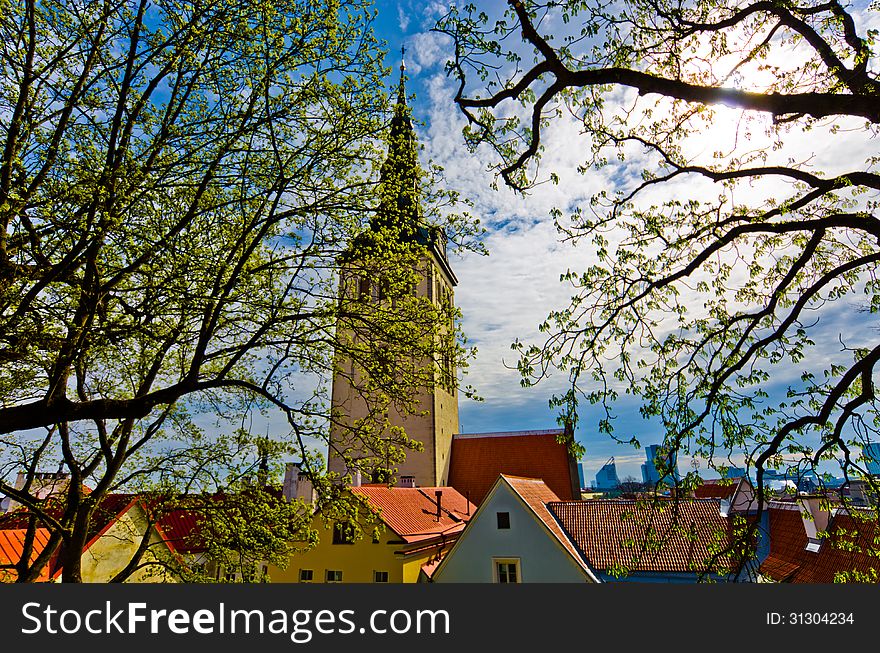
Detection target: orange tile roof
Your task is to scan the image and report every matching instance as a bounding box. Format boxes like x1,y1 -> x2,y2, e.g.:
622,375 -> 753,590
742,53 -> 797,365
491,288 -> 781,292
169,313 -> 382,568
0,493 -> 135,537
420,557 -> 442,579
549,498 -> 737,576
351,485 -> 476,544
759,504 -> 879,583
0,528 -> 52,582
449,429 -> 578,505
502,476 -> 594,577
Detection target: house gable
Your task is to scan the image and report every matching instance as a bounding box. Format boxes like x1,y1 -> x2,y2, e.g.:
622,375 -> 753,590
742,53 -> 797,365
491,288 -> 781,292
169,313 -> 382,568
51,499 -> 178,583
433,476 -> 594,583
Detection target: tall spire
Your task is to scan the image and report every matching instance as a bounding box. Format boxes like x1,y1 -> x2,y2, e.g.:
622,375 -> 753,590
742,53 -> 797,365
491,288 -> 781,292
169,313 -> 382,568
374,45 -> 422,234
398,45 -> 407,105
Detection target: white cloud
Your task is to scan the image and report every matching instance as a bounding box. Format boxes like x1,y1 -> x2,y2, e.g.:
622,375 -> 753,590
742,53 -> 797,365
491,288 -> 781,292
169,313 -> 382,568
397,4 -> 410,32
420,1 -> 453,28
404,31 -> 453,76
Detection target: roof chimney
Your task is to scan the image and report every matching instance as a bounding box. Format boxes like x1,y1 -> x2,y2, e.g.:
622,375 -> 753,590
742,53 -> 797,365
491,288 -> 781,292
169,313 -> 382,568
282,463 -> 298,501
398,475 -> 416,488
283,462 -> 314,504
435,490 -> 443,521
798,494 -> 832,551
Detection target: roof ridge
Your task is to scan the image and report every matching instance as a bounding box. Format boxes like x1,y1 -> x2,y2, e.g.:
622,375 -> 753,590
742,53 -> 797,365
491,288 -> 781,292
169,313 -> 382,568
454,429 -> 565,440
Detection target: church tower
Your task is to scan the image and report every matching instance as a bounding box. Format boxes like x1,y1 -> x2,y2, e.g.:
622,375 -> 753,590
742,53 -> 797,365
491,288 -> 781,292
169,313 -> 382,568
326,56 -> 459,488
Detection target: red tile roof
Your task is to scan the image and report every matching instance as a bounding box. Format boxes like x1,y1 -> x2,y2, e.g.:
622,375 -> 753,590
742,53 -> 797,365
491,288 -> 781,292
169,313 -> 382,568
0,493 -> 135,537
156,509 -> 204,554
351,485 -> 476,544
502,476 -> 594,578
1,490 -> 292,564
449,429 -> 578,505
420,557 -> 442,579
694,478 -> 743,500
0,528 -> 52,582
549,498 -> 737,576
759,504 -> 879,583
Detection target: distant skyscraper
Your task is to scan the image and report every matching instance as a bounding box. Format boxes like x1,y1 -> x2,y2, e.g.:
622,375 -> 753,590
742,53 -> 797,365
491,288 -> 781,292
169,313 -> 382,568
641,444 -> 680,485
864,442 -> 880,476
594,458 -> 620,491
577,462 -> 586,490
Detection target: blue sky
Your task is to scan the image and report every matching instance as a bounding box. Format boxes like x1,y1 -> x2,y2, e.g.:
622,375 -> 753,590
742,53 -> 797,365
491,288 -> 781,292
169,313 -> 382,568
361,1 -> 880,484
366,1 -> 686,481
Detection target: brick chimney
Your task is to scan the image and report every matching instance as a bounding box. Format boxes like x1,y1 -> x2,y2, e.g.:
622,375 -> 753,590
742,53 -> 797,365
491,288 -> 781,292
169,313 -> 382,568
435,490 -> 443,521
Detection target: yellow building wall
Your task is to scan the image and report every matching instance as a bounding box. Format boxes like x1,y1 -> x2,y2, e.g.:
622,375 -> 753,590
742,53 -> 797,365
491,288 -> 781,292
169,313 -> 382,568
78,504 -> 178,583
269,517 -> 438,584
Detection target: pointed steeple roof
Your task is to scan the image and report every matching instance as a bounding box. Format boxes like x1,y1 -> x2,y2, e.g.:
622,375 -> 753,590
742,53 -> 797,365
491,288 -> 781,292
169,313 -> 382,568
374,47 -> 422,234
345,52 -> 456,285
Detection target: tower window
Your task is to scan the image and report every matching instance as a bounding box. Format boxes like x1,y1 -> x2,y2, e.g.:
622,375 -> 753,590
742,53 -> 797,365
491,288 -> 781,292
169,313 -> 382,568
358,277 -> 371,301
378,277 -> 390,302
427,265 -> 434,301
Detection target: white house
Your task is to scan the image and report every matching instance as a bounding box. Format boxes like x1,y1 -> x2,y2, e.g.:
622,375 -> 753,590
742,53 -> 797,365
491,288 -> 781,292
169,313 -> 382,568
430,475 -> 598,583
431,474 -> 750,583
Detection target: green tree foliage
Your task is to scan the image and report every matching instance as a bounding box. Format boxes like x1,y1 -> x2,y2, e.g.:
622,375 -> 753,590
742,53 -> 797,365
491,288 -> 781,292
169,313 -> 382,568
0,0 -> 476,581
439,0 -> 880,577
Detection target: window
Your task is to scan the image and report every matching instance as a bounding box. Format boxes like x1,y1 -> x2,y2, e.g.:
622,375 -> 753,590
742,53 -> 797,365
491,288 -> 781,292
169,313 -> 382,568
440,350 -> 455,390
374,345 -> 393,378
299,569 -> 313,583
358,277 -> 371,301
325,570 -> 343,583
496,511 -> 510,529
426,265 -> 434,301
332,521 -> 355,544
495,560 -> 520,584
373,570 -> 389,583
